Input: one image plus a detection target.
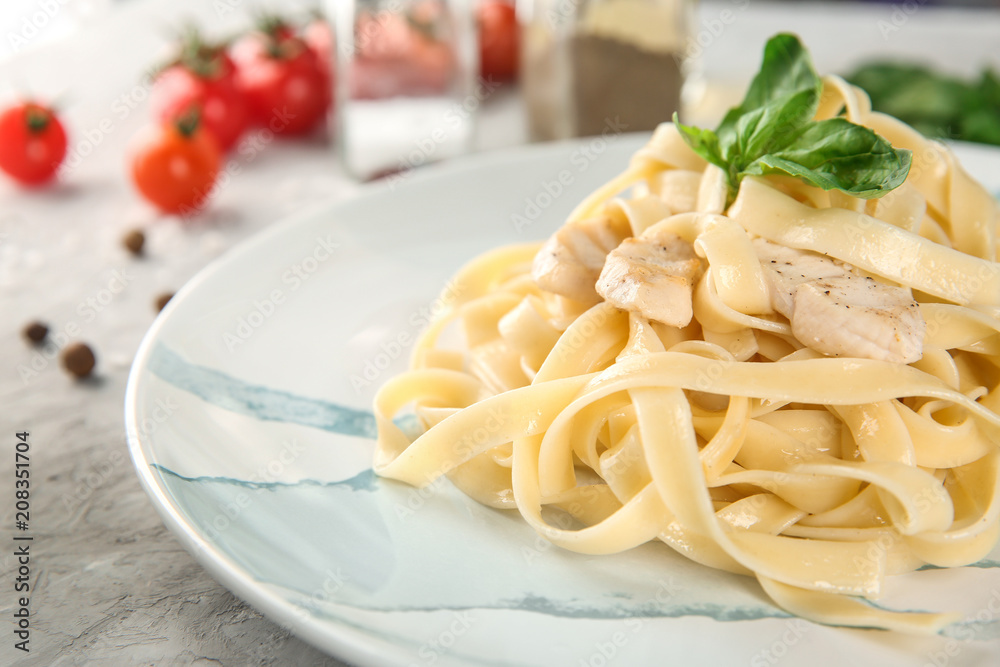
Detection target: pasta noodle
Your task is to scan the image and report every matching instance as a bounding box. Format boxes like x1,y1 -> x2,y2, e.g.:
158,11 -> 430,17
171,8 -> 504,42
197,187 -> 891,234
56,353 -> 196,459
372,75 -> 1000,634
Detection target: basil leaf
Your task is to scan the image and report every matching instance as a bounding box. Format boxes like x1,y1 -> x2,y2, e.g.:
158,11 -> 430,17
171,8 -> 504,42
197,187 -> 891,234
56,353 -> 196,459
961,70 -> 1000,145
717,33 -> 822,146
674,34 -> 911,205
847,62 -> 1000,147
673,113 -> 726,170
739,33 -> 822,112
741,118 -> 912,198
963,109 -> 1000,146
730,88 -> 818,166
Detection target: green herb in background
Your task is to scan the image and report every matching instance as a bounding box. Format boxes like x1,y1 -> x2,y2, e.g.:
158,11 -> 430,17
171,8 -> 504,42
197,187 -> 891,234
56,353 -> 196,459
846,64 -> 1000,147
675,34 -> 912,207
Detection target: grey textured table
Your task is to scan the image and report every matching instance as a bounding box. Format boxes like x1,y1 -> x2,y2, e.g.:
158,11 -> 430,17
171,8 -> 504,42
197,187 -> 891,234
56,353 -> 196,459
2,1 -> 999,665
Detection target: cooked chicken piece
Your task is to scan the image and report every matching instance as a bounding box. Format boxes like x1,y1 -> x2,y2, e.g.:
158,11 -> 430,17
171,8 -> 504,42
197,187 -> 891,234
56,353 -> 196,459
754,238 -> 925,363
532,215 -> 630,303
754,239 -> 851,315
595,232 -> 703,328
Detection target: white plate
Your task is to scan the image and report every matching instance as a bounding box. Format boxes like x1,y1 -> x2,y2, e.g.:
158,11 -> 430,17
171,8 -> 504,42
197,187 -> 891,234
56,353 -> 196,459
126,136 -> 1000,667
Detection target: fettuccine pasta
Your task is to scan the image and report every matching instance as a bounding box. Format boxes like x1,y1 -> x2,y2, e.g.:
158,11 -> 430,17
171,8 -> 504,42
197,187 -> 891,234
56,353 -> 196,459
373,75 -> 1000,634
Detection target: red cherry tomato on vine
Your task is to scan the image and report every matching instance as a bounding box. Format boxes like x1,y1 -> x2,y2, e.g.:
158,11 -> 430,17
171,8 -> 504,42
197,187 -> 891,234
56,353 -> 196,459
478,1 -> 518,82
232,25 -> 331,135
151,61 -> 249,153
130,113 -> 220,215
150,35 -> 249,152
0,102 -> 68,186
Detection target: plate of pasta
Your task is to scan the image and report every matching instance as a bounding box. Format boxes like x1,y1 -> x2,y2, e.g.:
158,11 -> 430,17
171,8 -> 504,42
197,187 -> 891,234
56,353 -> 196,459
128,36 -> 1000,667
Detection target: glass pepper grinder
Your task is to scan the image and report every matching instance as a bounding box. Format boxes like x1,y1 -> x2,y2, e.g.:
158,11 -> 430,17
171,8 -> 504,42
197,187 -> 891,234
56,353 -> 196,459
521,0 -> 694,141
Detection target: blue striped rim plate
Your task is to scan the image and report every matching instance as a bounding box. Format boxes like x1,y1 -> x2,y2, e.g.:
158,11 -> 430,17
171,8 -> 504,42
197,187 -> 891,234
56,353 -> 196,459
125,137 -> 1000,667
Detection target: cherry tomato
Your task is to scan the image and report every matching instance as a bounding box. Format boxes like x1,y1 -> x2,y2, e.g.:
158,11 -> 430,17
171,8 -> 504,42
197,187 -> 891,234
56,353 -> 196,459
478,1 -> 518,82
130,113 -> 220,215
0,102 -> 68,186
232,23 -> 331,136
350,10 -> 454,99
150,35 -> 249,152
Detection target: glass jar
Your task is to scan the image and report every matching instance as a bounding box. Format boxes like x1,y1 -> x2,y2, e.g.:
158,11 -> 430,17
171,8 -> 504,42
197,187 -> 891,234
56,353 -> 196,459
522,0 -> 694,141
332,0 -> 477,180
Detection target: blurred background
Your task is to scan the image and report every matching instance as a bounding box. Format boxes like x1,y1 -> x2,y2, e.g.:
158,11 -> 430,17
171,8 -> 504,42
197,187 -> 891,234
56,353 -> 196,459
2,0 -> 999,183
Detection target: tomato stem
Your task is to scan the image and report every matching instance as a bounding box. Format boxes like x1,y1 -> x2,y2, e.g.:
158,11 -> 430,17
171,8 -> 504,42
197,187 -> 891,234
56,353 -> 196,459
257,13 -> 290,38
252,11 -> 305,60
152,24 -> 229,81
404,13 -> 443,43
25,105 -> 51,133
175,107 -> 201,138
